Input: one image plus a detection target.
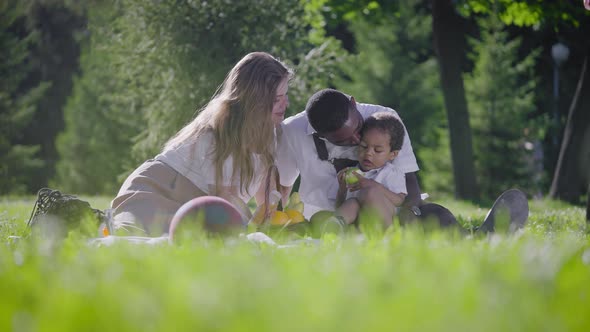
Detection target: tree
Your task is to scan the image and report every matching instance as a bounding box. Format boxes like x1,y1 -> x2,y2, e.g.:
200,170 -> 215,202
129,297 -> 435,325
333,0 -> 452,194
55,0 -> 346,193
465,9 -> 540,200
0,1 -> 48,194
549,50 -> 588,199
1,0 -> 87,192
432,0 -> 479,200
54,3 -> 136,194
458,1 -> 590,204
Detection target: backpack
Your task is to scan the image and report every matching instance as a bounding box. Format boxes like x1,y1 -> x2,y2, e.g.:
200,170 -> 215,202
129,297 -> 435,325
27,188 -> 107,237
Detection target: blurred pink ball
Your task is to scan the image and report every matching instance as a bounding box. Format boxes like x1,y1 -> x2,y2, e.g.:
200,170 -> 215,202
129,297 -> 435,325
169,196 -> 245,241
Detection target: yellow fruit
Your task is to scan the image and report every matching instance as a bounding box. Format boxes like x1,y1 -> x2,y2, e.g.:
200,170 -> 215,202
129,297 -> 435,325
289,192 -> 301,205
284,193 -> 304,213
101,225 -> 109,237
250,201 -> 280,225
270,211 -> 290,225
290,202 -> 304,214
284,209 -> 305,224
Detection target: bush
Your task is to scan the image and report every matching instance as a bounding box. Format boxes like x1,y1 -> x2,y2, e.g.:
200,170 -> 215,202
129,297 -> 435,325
55,0 -> 347,194
465,12 -> 541,200
0,1 -> 48,194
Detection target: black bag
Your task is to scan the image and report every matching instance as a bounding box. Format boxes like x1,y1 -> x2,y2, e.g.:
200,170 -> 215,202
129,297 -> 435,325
27,188 -> 106,236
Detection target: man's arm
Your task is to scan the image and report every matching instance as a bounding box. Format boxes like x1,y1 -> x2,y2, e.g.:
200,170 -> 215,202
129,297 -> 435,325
403,172 -> 422,208
275,123 -> 300,206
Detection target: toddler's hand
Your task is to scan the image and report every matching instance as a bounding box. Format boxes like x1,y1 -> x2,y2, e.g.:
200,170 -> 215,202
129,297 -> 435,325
337,168 -> 349,187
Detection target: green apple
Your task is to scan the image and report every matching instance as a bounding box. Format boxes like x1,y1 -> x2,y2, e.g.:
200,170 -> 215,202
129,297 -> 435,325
345,167 -> 362,185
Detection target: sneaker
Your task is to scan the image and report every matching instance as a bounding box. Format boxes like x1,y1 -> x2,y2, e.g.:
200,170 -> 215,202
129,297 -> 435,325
478,189 -> 529,234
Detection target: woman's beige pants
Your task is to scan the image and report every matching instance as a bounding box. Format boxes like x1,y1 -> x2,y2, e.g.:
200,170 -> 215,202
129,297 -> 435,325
111,159 -> 206,235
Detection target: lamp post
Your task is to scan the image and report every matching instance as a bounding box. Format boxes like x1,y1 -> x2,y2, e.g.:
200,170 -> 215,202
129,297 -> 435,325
551,42 -> 570,147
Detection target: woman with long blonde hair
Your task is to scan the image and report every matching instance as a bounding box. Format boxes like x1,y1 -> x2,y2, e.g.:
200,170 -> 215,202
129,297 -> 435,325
111,52 -> 292,235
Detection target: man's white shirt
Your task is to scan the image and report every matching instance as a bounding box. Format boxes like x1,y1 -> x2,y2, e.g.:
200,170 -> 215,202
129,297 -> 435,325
276,103 -> 419,218
346,162 -> 407,200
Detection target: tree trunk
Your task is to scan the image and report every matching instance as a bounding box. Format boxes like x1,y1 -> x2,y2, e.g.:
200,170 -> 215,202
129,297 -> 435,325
431,0 -> 479,200
549,51 -> 589,200
587,181 -> 590,222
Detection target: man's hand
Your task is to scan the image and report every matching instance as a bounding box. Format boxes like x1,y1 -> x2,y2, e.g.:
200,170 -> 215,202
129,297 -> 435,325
403,172 -> 422,208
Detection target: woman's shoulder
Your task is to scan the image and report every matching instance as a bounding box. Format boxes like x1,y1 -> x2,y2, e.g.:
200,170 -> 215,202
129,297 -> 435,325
162,129 -> 216,156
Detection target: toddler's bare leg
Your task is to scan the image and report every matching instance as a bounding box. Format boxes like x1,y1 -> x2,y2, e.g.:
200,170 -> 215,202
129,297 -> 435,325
336,198 -> 361,225
359,187 -> 397,228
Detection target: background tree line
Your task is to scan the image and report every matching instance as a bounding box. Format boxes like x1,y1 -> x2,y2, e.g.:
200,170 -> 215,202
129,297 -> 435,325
1,0 -> 589,208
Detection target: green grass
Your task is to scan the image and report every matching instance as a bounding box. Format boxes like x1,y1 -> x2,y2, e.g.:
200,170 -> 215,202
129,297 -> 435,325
1,196 -> 589,331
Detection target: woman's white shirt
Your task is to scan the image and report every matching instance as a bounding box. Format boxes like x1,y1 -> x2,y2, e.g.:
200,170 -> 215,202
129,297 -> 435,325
156,131 -> 263,203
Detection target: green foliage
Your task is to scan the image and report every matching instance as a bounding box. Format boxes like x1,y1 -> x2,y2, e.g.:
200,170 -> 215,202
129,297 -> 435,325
321,0 -> 384,26
16,1 -> 86,192
0,1 -> 48,194
418,127 -> 454,196
457,0 -> 590,28
465,10 -> 541,200
55,0 -> 347,194
0,0 -> 87,193
55,3 -> 138,194
458,0 -> 542,26
0,196 -> 589,331
333,0 -> 452,193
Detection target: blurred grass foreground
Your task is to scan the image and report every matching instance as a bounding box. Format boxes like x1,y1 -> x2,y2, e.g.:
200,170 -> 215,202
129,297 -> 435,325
0,196 -> 589,332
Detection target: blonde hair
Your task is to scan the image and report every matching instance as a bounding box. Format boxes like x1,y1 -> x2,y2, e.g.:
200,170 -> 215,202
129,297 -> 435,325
164,52 -> 293,195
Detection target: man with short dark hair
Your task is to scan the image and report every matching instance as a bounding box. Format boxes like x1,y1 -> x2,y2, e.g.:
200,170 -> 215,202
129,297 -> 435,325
277,89 -> 425,223
277,89 -> 529,233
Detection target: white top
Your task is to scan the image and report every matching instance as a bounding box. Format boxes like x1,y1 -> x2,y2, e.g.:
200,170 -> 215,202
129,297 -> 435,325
346,163 -> 407,200
155,131 -> 264,203
277,102 -> 419,218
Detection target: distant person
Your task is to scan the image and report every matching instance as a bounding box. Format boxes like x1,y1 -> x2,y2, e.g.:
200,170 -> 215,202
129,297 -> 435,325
110,52 -> 292,235
335,112 -> 407,228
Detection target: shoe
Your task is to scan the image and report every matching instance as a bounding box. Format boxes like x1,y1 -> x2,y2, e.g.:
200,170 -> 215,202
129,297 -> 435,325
478,189 -> 529,234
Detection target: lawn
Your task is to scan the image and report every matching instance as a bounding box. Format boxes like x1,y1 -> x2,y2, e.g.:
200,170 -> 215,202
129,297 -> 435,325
1,195 -> 589,331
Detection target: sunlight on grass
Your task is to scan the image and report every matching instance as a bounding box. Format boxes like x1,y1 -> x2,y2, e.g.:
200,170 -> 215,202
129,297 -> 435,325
1,196 -> 589,331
